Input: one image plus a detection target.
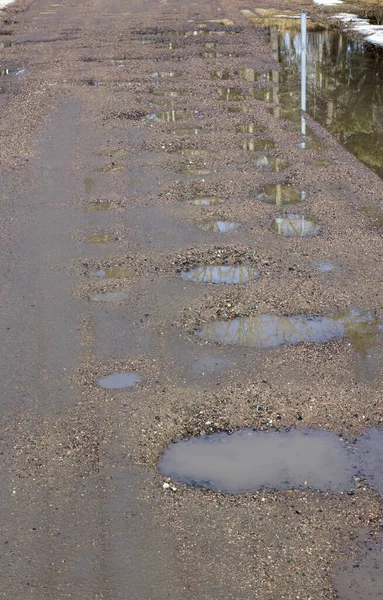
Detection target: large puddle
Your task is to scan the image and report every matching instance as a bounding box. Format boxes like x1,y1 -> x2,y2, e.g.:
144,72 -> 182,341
158,428 -> 355,493
199,221 -> 242,232
264,17 -> 383,178
253,184 -> 306,205
180,265 -> 259,284
195,309 -> 382,350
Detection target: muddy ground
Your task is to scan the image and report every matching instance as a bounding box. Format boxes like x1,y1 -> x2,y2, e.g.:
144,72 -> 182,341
0,0 -> 382,598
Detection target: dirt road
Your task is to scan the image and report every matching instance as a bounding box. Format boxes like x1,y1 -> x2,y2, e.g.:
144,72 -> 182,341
0,0 -> 382,598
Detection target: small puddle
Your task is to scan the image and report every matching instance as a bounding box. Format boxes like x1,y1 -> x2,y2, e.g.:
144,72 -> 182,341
236,123 -> 265,134
242,138 -> 276,151
180,168 -> 212,176
158,428 -> 355,493
90,267 -> 135,278
151,90 -> 190,98
237,68 -> 272,82
311,260 -> 339,272
255,156 -> 288,172
85,234 -> 115,243
219,87 -> 246,101
270,214 -> 322,236
0,66 -> 26,76
227,105 -> 251,113
91,292 -> 129,303
84,177 -> 95,194
146,109 -> 196,122
355,428 -> 383,497
195,309 -> 381,350
97,372 -> 141,389
176,149 -> 208,158
173,127 -> 200,135
335,538 -> 383,600
253,184 -> 306,205
151,71 -> 186,78
201,52 -> 221,58
93,164 -> 127,173
211,69 -> 230,80
180,265 -> 259,284
190,196 -> 224,206
0,41 -> 12,49
361,205 -> 383,228
199,221 -> 242,232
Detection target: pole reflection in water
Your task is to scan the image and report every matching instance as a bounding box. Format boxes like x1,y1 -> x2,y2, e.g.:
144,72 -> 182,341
180,265 -> 259,284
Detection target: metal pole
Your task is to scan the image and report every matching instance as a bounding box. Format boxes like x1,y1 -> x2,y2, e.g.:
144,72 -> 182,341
301,12 -> 307,140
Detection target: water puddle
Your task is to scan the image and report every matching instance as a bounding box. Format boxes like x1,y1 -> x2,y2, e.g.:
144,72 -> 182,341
271,214 -> 322,236
84,177 -> 95,194
158,428 -> 355,493
219,87 -> 246,101
199,221 -> 242,232
355,428 -> 383,497
180,168 -> 212,176
242,138 -> 277,152
237,68 -> 272,82
190,196 -> 224,206
361,205 -> 383,228
236,123 -> 265,134
255,156 -> 288,172
98,148 -> 127,158
253,184 -> 306,205
211,69 -> 230,80
151,71 -> 186,78
0,41 -> 12,49
335,539 -> 383,600
201,52 -> 221,59
97,372 -> 141,389
91,292 -> 130,303
146,109 -> 196,122
310,157 -> 333,167
195,309 -> 381,350
311,260 -> 339,272
173,126 -> 200,135
269,19 -> 383,178
0,66 -> 25,76
227,105 -> 251,113
176,149 -> 208,158
85,234 -> 115,243
90,267 -> 135,278
180,265 -> 259,284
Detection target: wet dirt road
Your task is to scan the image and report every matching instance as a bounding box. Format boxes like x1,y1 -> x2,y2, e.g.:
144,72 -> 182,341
0,0 -> 383,598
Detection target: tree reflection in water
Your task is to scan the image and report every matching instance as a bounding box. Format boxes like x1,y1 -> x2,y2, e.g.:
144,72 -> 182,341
181,265 -> 259,284
197,310 -> 382,352
270,214 -> 322,236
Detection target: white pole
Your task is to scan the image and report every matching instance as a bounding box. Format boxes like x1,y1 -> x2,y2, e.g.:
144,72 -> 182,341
301,12 -> 307,141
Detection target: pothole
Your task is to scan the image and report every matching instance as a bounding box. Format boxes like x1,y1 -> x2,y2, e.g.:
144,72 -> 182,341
255,156 -> 288,172
158,428 -> 355,493
146,109 -> 196,122
89,267 -> 135,278
242,138 -> 277,152
237,68 -> 272,82
195,309 -> 381,350
219,87 -> 246,101
198,221 -> 242,232
96,372 -> 141,389
252,184 -> 306,205
270,214 -> 322,236
190,196 -> 224,206
236,123 -> 265,134
180,265 -> 259,284
180,168 -> 212,176
85,234 -> 116,243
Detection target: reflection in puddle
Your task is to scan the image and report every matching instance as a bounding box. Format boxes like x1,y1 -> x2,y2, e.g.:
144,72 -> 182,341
311,261 -> 339,272
270,214 -> 322,236
147,109 -> 196,122
97,372 -> 141,389
273,24 -> 383,178
180,168 -> 212,176
361,205 -> 383,228
255,156 -> 288,172
199,221 -> 242,232
173,127 -> 200,135
90,267 -> 135,278
85,234 -> 115,243
93,164 -> 126,173
335,538 -> 383,600
236,123 -> 265,134
242,138 -> 276,151
355,428 -> 383,497
98,148 -> 127,158
227,105 -> 251,113
0,66 -> 26,77
219,87 -> 246,101
0,42 -> 12,49
151,71 -> 186,78
254,184 -> 306,205
237,68 -> 272,82
91,292 -> 129,303
158,428 -> 355,493
311,158 -> 333,167
180,265 -> 259,284
190,196 -> 224,206
211,69 -> 230,80
196,309 -> 381,351
84,177 -> 95,193
201,52 -> 221,59
176,149 -> 208,158
151,90 -> 191,98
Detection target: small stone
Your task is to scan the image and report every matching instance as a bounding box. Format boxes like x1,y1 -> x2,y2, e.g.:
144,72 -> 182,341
163,482 -> 170,489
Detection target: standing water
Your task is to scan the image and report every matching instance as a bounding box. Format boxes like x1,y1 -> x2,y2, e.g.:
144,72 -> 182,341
269,21 -> 383,178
